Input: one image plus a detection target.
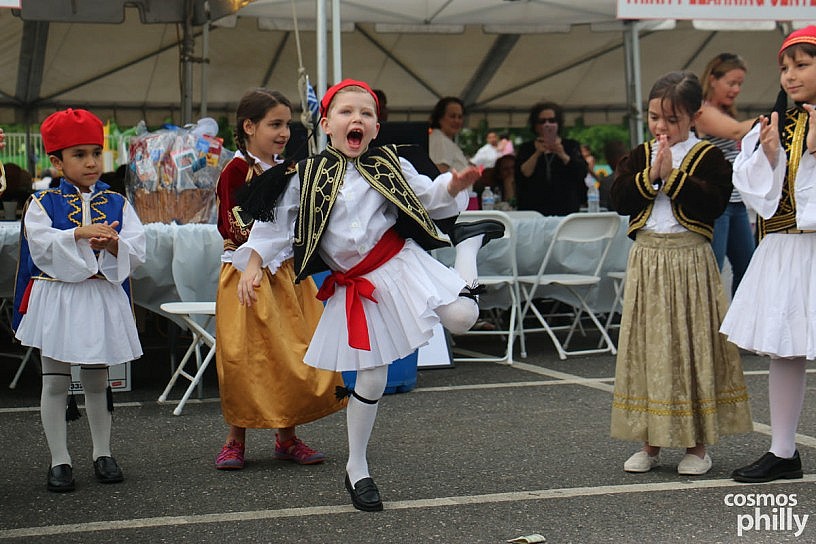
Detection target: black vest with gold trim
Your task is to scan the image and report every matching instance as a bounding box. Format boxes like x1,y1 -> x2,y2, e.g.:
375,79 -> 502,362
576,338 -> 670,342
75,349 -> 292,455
757,106 -> 810,239
626,139 -> 725,241
293,145 -> 450,282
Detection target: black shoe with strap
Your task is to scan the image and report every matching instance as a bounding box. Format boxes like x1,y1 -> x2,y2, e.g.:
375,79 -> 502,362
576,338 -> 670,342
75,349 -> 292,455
731,450 -> 803,483
47,464 -> 75,492
449,219 -> 505,247
94,456 -> 124,483
344,473 -> 384,512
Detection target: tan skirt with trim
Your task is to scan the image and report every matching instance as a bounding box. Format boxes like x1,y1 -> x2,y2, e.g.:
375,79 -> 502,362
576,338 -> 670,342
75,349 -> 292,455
610,231 -> 752,448
215,259 -> 346,428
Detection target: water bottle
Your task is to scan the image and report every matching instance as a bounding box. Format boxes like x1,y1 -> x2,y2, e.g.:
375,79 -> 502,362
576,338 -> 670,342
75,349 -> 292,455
481,186 -> 495,211
467,190 -> 479,210
587,182 -> 600,213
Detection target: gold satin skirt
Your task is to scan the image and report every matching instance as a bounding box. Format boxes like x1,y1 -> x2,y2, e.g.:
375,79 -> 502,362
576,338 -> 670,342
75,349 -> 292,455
215,259 -> 346,428
610,231 -> 753,448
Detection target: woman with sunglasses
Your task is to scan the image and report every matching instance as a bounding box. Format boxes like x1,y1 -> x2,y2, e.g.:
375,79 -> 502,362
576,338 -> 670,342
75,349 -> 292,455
515,101 -> 588,215
695,53 -> 758,295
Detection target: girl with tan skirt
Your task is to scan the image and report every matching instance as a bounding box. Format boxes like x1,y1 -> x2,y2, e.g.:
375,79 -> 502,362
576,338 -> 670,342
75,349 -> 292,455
214,88 -> 345,470
609,71 -> 753,476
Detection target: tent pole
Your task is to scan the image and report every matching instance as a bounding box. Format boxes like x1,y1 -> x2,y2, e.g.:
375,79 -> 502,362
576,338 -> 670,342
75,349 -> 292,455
623,21 -> 644,147
181,0 -> 195,125
332,0 -> 342,83
200,1 -> 210,119
316,0 -> 328,150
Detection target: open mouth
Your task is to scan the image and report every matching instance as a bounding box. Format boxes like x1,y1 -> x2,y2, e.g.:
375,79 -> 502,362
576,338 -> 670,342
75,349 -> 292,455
347,129 -> 364,147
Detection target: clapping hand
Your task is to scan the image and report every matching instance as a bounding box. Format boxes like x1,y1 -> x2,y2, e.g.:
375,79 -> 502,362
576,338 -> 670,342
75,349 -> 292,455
650,134 -> 672,186
758,112 -> 780,168
447,165 -> 482,196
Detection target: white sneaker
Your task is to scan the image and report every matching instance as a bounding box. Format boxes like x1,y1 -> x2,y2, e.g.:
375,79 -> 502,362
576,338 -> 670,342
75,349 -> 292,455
624,451 -> 660,473
677,453 -> 712,475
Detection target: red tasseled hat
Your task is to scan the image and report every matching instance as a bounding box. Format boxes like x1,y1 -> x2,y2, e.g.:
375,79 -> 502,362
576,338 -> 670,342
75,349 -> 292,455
319,79 -> 380,119
41,108 -> 104,154
779,25 -> 816,61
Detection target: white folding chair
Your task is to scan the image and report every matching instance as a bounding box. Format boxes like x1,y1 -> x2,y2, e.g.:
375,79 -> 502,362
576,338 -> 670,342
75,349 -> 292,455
602,270 -> 626,345
158,301 -> 216,415
449,210 -> 520,364
517,212 -> 620,360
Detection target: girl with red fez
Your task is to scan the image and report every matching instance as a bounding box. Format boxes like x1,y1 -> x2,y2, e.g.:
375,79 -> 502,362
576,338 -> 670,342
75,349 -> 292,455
12,109 -> 146,492
723,25 -> 816,483
233,79 -> 502,511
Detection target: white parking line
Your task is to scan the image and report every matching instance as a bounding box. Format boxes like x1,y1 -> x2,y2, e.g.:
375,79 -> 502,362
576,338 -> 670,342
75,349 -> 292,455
2,475 -> 813,539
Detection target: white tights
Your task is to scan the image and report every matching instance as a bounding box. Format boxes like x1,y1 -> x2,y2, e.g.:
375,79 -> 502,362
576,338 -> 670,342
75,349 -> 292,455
437,235 -> 482,334
41,356 -> 112,468
769,357 -> 807,459
345,365 -> 388,485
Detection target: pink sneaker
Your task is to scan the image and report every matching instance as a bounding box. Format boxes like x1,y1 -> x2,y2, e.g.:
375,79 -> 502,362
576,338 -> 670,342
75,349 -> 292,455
274,436 -> 325,465
215,440 -> 245,470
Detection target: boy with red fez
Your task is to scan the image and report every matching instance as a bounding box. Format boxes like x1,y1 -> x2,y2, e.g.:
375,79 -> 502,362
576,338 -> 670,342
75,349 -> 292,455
13,108 -> 146,492
233,79 -> 502,511
722,26 -> 816,483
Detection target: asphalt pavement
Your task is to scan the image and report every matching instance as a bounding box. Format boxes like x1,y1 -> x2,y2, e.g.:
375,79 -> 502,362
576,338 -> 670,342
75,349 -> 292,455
1,315 -> 816,543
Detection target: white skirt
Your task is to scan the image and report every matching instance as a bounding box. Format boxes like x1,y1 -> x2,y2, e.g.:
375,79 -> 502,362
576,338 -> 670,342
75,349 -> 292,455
720,232 -> 816,359
15,279 -> 143,365
305,239 -> 464,371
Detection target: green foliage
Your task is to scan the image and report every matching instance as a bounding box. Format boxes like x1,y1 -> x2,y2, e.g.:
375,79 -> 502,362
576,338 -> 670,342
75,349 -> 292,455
566,122 -> 630,159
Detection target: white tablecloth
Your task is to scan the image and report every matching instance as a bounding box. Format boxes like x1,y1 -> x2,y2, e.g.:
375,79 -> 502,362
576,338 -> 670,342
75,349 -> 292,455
434,211 -> 633,313
0,222 -> 223,318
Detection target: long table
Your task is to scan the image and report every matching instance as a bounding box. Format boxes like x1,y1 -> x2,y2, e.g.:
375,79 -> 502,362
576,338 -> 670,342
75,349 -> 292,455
1,212 -> 634,317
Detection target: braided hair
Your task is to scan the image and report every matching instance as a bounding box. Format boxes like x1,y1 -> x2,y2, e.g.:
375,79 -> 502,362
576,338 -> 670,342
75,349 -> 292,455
234,88 -> 292,169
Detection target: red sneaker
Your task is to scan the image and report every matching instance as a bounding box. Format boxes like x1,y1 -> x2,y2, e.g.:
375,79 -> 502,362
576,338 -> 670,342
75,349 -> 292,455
274,436 -> 325,465
215,439 -> 245,470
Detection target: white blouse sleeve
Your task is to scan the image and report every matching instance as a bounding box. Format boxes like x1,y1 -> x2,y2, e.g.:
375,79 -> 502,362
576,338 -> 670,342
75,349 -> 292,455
794,152 -> 816,229
232,173 -> 300,274
24,198 -> 99,282
400,158 -> 467,219
98,201 -> 146,283
732,125 -> 788,219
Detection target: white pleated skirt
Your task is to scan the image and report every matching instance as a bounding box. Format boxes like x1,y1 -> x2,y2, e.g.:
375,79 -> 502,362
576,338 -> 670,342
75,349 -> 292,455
15,279 -> 143,365
721,232 -> 816,359
305,239 -> 464,371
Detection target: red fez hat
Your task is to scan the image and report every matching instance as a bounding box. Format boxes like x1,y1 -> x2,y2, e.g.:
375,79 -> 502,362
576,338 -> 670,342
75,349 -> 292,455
319,79 -> 380,119
41,108 -> 104,154
779,25 -> 816,61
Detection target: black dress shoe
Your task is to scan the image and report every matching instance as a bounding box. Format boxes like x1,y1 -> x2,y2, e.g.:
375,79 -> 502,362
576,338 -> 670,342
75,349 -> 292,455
449,219 -> 505,247
47,464 -> 75,492
93,456 -> 124,483
344,473 -> 383,512
732,451 -> 803,483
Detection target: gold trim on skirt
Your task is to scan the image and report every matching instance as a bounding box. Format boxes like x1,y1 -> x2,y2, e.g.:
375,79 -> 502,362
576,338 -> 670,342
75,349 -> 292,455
215,259 -> 346,428
610,231 -> 753,447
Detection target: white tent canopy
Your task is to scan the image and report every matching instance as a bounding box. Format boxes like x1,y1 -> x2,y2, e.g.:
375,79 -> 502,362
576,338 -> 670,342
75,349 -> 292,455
0,1 -> 807,132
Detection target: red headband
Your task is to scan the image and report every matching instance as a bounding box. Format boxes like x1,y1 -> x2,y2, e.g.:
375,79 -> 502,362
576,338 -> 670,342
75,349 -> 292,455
319,79 -> 380,118
779,25 -> 816,61
41,108 -> 104,154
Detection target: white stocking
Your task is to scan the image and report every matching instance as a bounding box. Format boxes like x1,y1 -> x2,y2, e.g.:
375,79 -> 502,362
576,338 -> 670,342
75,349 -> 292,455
453,235 -> 483,286
346,365 -> 388,485
80,365 -> 112,460
768,357 -> 807,459
40,356 -> 72,468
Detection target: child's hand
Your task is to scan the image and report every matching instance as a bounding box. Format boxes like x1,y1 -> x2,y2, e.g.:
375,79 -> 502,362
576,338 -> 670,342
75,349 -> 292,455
447,165 -> 482,196
237,266 -> 262,307
650,135 -> 672,183
77,221 -> 119,242
804,104 -> 816,156
758,113 -> 780,168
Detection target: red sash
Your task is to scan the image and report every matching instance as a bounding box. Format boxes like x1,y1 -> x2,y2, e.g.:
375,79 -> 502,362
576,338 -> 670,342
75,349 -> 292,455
316,229 -> 405,350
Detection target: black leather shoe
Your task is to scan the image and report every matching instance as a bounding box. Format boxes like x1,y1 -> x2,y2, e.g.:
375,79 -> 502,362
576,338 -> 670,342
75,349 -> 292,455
732,451 -> 803,483
344,473 -> 383,512
93,456 -> 124,483
47,464 -> 75,492
449,219 -> 505,247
